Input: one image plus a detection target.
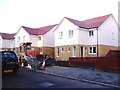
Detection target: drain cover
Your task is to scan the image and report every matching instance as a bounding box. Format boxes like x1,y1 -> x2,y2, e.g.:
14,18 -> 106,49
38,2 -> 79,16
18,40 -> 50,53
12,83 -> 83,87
40,82 -> 55,87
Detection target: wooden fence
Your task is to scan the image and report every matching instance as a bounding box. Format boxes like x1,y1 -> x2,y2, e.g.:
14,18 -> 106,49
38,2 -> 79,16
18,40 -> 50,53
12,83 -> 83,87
69,57 -> 120,71
69,50 -> 120,71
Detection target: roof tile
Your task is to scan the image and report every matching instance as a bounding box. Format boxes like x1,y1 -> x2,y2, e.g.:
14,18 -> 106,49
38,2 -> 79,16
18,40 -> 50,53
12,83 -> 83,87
65,14 -> 112,29
0,32 -> 16,39
22,24 -> 57,35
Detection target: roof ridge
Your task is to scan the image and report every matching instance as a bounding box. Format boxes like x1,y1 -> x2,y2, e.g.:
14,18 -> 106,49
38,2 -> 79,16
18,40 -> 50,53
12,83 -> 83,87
82,14 -> 112,22
65,17 -> 82,26
22,24 -> 57,35
65,14 -> 112,29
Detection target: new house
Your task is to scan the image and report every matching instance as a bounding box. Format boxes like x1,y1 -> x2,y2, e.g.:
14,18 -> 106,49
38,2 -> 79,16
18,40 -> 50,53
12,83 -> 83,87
54,14 -> 120,61
14,24 -> 57,56
0,32 -> 15,50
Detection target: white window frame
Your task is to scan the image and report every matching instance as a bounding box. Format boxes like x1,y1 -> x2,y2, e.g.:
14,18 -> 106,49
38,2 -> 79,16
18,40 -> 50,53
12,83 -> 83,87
68,47 -> 70,52
38,36 -> 41,40
23,36 -> 26,41
69,30 -> 73,37
112,32 -> 115,40
89,31 -> 94,37
61,47 -> 64,52
89,46 -> 96,54
58,32 -> 63,39
17,37 -> 20,42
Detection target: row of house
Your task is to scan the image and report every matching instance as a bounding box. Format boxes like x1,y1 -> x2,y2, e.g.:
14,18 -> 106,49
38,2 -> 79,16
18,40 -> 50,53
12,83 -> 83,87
0,14 -> 120,61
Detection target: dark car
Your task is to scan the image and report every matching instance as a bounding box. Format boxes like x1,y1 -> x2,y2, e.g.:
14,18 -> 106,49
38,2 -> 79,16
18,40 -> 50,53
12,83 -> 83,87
0,50 -> 19,75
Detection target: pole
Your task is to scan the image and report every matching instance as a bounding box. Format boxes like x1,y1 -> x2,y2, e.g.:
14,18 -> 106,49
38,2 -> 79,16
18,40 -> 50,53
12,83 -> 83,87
96,28 -> 99,57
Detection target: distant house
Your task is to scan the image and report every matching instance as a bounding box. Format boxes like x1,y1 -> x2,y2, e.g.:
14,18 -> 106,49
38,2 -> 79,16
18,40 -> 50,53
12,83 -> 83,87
14,24 -> 57,56
0,32 -> 15,50
54,14 -> 120,61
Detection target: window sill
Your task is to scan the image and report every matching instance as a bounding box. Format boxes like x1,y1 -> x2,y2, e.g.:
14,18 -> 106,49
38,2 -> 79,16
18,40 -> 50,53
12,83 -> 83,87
89,53 -> 96,55
68,36 -> 73,38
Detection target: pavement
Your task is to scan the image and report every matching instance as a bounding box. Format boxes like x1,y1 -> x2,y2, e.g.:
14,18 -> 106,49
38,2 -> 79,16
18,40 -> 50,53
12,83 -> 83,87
35,66 -> 120,88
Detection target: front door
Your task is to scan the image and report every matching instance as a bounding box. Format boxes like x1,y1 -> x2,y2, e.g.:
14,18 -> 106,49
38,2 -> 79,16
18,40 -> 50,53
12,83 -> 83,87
81,46 -> 84,57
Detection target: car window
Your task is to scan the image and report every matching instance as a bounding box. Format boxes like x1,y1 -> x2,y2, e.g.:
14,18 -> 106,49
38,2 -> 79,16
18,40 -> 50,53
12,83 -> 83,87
2,52 -> 17,58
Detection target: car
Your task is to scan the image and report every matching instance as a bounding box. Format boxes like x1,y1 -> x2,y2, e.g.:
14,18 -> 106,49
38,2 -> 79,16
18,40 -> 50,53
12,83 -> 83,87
0,50 -> 20,75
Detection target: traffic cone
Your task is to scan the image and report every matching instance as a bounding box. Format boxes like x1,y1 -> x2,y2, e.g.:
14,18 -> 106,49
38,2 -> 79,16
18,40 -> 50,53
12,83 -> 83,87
39,60 -> 46,70
26,62 -> 32,70
21,63 -> 24,68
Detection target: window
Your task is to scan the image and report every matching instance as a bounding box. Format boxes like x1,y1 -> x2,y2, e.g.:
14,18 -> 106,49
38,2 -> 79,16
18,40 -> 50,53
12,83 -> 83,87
89,46 -> 96,54
38,36 -> 41,40
23,36 -> 26,41
89,31 -> 94,37
57,47 -> 60,57
69,30 -> 73,37
58,32 -> 63,39
17,37 -> 20,42
68,47 -> 70,52
61,47 -> 64,52
2,52 -> 17,58
112,32 -> 115,40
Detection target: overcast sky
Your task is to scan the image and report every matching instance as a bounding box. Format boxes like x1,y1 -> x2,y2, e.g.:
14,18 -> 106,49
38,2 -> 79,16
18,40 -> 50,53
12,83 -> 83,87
0,0 -> 119,33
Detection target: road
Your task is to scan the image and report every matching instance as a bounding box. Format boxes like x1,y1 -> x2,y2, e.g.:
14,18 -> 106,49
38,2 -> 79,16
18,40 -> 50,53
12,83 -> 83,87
2,67 -> 111,89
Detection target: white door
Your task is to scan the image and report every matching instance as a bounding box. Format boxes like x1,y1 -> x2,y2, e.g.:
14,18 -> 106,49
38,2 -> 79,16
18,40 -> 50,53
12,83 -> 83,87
80,46 -> 85,57
73,46 -> 77,57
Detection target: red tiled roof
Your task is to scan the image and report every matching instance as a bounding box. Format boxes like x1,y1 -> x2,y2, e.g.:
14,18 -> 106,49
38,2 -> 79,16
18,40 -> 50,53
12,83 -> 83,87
0,32 -> 16,39
65,14 -> 112,29
22,24 -> 57,35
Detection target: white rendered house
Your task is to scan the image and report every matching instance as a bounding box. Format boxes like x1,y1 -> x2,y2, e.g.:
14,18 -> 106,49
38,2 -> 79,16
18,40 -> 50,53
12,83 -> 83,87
0,32 -> 15,50
14,24 -> 57,56
54,14 -> 119,61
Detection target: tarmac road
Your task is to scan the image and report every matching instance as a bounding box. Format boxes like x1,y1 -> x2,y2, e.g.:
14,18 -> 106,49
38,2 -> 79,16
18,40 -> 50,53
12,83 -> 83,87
2,67 -> 112,89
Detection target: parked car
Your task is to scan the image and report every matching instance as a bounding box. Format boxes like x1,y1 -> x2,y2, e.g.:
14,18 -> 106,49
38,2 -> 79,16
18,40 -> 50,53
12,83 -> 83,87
0,50 -> 19,75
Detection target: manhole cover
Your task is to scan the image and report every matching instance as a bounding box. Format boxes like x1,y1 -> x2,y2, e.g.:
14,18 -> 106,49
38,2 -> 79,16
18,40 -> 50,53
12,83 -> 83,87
40,82 -> 55,87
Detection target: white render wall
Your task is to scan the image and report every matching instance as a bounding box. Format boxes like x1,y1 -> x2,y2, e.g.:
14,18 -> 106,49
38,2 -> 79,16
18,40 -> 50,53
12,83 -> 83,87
55,18 -> 79,46
78,29 -> 88,44
55,15 -> 119,47
88,29 -> 98,45
98,16 -> 119,46
78,28 -> 98,45
15,26 -> 55,48
2,39 -> 14,48
43,26 -> 57,47
29,35 -> 43,47
38,35 -> 43,47
14,27 -> 30,47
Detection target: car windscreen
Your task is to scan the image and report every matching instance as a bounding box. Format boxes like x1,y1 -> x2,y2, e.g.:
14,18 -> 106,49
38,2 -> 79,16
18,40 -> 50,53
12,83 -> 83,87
1,51 -> 17,59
